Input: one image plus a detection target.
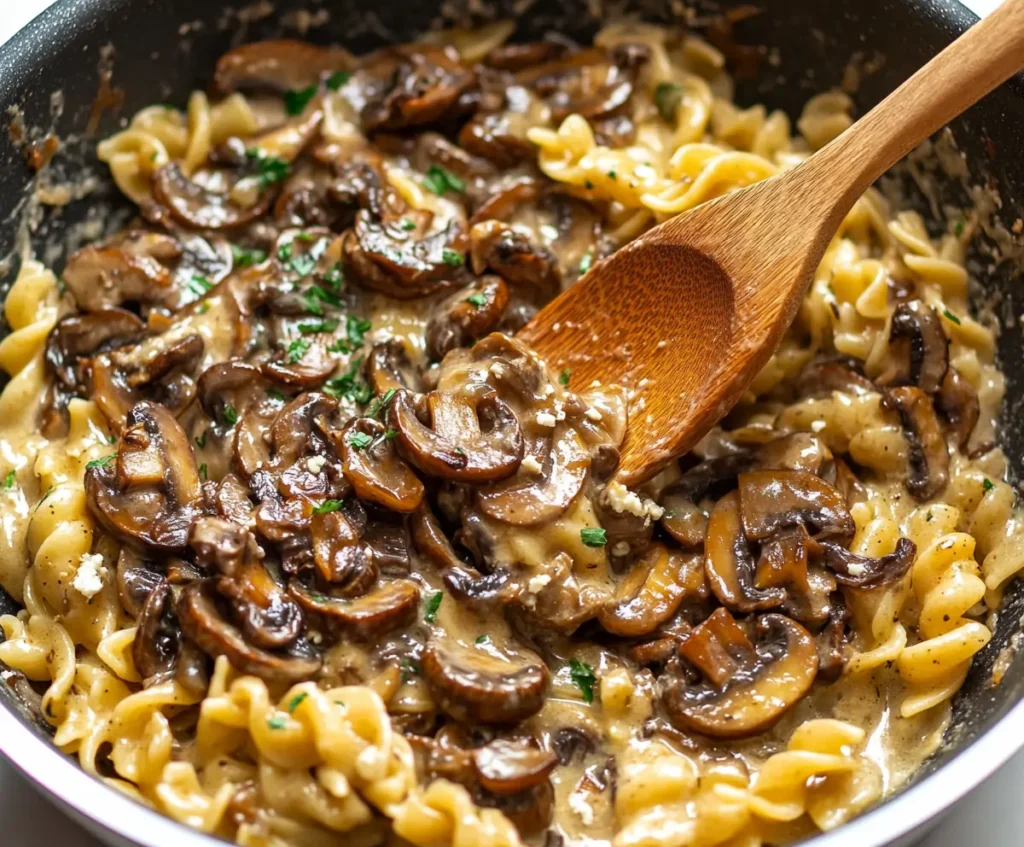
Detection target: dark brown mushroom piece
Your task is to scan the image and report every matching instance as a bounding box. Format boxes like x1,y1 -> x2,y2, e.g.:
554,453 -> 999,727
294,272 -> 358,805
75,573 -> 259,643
881,386 -> 950,501
152,163 -> 277,232
468,219 -> 559,292
796,357 -> 876,398
333,417 -> 424,513
422,637 -> 549,725
198,361 -> 275,432
86,400 -> 205,550
597,544 -> 703,637
367,339 -> 423,396
485,40 -> 569,71
262,335 -> 338,388
289,578 -> 420,639
178,580 -> 321,683
878,300 -> 949,393
362,515 -> 412,576
819,536 -> 916,589
132,578 -> 181,684
116,547 -> 165,619
662,607 -> 818,739
214,39 -> 354,94
236,392 -> 338,480
425,276 -> 510,362
46,308 -> 147,392
756,432 -> 832,475
309,506 -> 378,594
62,245 -> 174,312
391,386 -> 523,483
659,486 -> 709,549
472,738 -> 558,795
936,365 -> 980,449
737,469 -> 855,543
831,456 -> 868,507
816,598 -> 850,683
458,86 -> 547,168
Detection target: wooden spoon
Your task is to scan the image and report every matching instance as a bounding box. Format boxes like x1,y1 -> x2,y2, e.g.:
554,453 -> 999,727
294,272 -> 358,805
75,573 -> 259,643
518,0 -> 1024,487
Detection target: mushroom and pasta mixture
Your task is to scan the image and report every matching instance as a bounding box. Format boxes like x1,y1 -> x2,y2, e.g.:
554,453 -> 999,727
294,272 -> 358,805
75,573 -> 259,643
1,19 -> 1023,847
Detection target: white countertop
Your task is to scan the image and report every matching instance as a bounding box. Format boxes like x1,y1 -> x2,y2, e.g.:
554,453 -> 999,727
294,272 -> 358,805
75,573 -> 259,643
0,0 -> 1019,844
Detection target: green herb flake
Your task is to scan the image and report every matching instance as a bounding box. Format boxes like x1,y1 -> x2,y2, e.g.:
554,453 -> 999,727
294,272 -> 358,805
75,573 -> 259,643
198,463 -> 208,480
266,389 -> 287,402
653,81 -> 684,123
400,658 -> 420,682
298,319 -> 339,335
347,431 -> 374,450
246,148 -> 290,188
86,454 -> 116,471
584,179 -> 594,190
266,714 -> 288,730
607,170 -> 617,180
983,478 -> 995,492
232,244 -> 267,267
197,303 -> 211,314
454,446 -> 466,456
466,292 -> 487,308
284,84 -> 318,116
568,658 -> 597,703
475,634 -> 489,644
559,368 -> 571,387
286,337 -> 312,364
580,527 -> 607,547
423,165 -> 466,196
223,405 -> 239,427
287,692 -> 309,713
442,248 -> 464,267
424,591 -> 443,623
365,388 -> 398,419
308,284 -> 343,310
326,70 -> 351,91
289,253 -> 317,278
3,471 -> 16,490
346,315 -> 373,347
313,499 -> 344,515
323,357 -> 372,404
322,264 -> 345,291
277,242 -> 294,262
399,218 -> 416,231
578,252 -> 594,275
187,274 -> 213,297
195,430 -> 208,449
943,308 -> 962,325
954,217 -> 966,236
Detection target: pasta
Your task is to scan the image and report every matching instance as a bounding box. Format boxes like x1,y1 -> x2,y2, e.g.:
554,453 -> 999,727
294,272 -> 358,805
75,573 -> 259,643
0,19 -> 1022,847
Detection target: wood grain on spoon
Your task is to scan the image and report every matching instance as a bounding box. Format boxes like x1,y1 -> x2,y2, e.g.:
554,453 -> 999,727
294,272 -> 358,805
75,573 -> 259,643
518,0 -> 1024,487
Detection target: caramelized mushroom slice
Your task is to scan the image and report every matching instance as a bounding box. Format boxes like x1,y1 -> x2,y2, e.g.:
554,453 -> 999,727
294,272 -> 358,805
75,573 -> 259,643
216,558 -> 306,650
425,276 -> 510,362
738,470 -> 855,543
819,537 -> 916,589
198,361 -> 274,427
46,308 -> 146,391
133,578 -> 180,683
153,163 -> 276,232
662,608 -> 818,738
796,358 -> 876,398
367,339 -> 423,396
262,336 -> 338,387
289,579 -> 419,639
597,544 -> 703,637
391,386 -> 523,483
659,486 -> 709,549
214,40 -> 353,93
310,508 -> 377,594
178,581 -> 320,683
422,637 -> 548,725
116,548 -> 164,618
756,433 -> 832,475
468,219 -> 559,290
62,246 -> 173,312
334,418 -> 424,512
472,738 -> 558,795
86,400 -> 204,550
476,427 -> 588,526
881,386 -> 950,500
879,300 -> 949,393
937,366 -> 980,449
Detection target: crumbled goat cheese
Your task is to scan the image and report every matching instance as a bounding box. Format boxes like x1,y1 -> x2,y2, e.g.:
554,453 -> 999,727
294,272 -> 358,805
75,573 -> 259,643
536,412 -> 557,428
528,574 -> 552,593
542,383 -> 555,396
554,400 -> 566,421
72,553 -> 106,600
520,455 -> 543,474
612,541 -> 631,556
307,455 -> 326,473
584,407 -> 603,421
605,481 -> 665,520
569,791 -> 595,825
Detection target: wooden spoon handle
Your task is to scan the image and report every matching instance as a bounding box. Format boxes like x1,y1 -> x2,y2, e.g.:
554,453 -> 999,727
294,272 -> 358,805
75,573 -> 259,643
804,0 -> 1024,219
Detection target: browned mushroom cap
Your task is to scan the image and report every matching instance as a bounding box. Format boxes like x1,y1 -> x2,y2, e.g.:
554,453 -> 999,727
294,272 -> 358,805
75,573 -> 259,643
485,40 -> 569,71
425,276 -> 510,362
598,544 -> 703,637
796,357 -> 876,398
213,39 -> 354,94
468,220 -> 559,291
262,335 -> 338,387
421,637 -> 548,725
132,578 -> 181,683
391,386 -> 524,483
263,392 -> 338,473
819,536 -> 916,589
738,470 -> 855,543
705,491 -> 786,613
62,245 -> 173,312
476,427 -> 588,525
660,486 -> 709,549
367,340 -> 423,396
197,361 -> 274,427
756,432 -> 832,475
357,45 -> 476,132
309,506 -> 377,594
152,163 -> 273,232
472,738 -> 558,795
662,608 -> 818,739
46,308 -> 147,391
458,87 -> 545,168
289,578 -> 420,639
333,418 -> 424,513
936,366 -> 980,449
879,301 -> 949,393
116,548 -> 165,618
86,400 -> 205,550
190,515 -> 247,576
178,581 -> 321,683
881,386 -> 950,501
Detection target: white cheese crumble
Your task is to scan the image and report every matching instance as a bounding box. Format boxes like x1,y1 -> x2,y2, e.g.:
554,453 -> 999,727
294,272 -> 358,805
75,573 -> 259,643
584,407 -> 603,422
569,790 -> 595,826
307,455 -> 327,474
605,481 -> 665,520
520,455 -> 543,474
72,553 -> 106,600
528,574 -> 552,594
536,412 -> 557,428
554,400 -> 566,421
542,383 -> 555,396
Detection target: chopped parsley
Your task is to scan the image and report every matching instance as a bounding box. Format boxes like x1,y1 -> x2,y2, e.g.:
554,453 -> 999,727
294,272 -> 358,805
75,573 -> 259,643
580,527 -> 608,547
559,368 -> 571,387
3,470 -> 15,490
943,308 -> 962,325
266,714 -> 288,730
326,70 -> 351,91
187,274 -> 213,297
475,635 -> 489,644
584,179 -> 594,190
323,357 -> 372,404
266,388 -> 287,402
232,244 -> 267,267
287,692 -> 308,713
347,431 -> 374,450
298,318 -> 339,335
399,218 -> 417,231
442,248 -> 464,267
568,658 -> 597,703
466,292 -> 488,308
313,499 -> 344,515
197,303 -> 211,314
983,478 -> 995,492
423,165 -> 466,195
653,81 -> 684,123
365,388 -> 397,419
453,446 -> 466,456
954,217 -> 966,236
86,454 -> 116,471
607,170 -> 617,180
223,404 -> 239,426
289,253 -> 318,278
424,591 -> 443,623
578,252 -> 594,275
246,148 -> 290,187
347,315 -> 372,347
195,430 -> 207,449
322,264 -> 344,290
198,463 -> 208,480
286,337 -> 312,364
277,242 -> 294,262
400,658 -> 420,682
284,84 -> 318,115
307,284 -> 343,310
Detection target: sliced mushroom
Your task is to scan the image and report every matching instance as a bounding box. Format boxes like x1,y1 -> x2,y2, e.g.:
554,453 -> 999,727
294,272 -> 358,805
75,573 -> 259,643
881,386 -> 950,500
334,418 -> 424,512
756,432 -> 832,475
597,544 -> 703,637
421,637 -> 548,724
468,219 -> 559,291
262,336 -> 338,387
472,738 -> 558,795
198,361 -> 274,430
153,163 -> 276,232
391,386 -> 523,483
116,548 -> 165,618
214,40 -> 353,94
86,400 -> 205,550
819,537 -> 916,589
311,508 -> 377,594
132,578 -> 180,683
367,340 -> 423,395
215,555 -> 306,651
936,366 -> 980,449
190,515 -> 247,576
816,598 -> 850,683
796,358 -> 876,398
476,427 -> 588,526
62,245 -> 173,312
178,580 -> 320,683
659,487 -> 709,549
879,301 -> 949,393
46,308 -> 147,391
289,578 -> 419,639
425,276 -> 510,362
662,608 -> 818,738
737,470 -> 855,543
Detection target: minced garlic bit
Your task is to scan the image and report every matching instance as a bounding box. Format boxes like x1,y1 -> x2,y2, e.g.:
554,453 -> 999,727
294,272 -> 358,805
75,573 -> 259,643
569,789 -> 596,826
528,573 -> 552,593
536,412 -> 557,428
612,541 -> 631,556
72,553 -> 107,600
307,455 -> 327,473
520,455 -> 543,474
605,481 -> 665,520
